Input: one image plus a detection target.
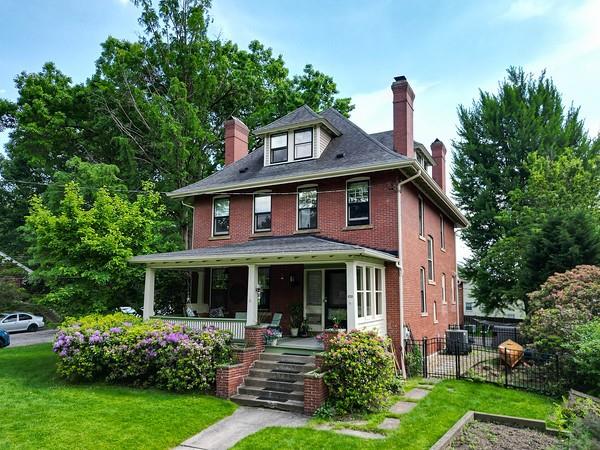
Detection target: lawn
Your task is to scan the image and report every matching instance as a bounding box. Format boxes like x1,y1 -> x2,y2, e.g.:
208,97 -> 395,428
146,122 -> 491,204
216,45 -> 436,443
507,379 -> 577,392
0,344 -> 236,450
233,379 -> 557,450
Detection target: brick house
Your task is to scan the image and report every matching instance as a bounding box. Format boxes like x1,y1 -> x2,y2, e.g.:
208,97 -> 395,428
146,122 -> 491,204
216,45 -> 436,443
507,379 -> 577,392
131,75 -> 468,412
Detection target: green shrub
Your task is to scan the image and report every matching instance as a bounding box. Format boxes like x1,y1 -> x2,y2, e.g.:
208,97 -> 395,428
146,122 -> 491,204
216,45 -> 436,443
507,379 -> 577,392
553,397 -> 600,449
322,330 -> 396,414
567,320 -> 600,390
406,343 -> 423,377
53,313 -> 233,391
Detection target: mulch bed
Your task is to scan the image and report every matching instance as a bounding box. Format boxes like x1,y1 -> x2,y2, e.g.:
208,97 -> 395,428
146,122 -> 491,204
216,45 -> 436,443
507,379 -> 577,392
449,420 -> 560,450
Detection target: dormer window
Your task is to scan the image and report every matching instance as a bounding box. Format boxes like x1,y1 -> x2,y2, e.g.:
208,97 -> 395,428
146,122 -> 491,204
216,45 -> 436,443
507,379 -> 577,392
270,133 -> 288,163
294,128 -> 313,159
417,152 -> 426,168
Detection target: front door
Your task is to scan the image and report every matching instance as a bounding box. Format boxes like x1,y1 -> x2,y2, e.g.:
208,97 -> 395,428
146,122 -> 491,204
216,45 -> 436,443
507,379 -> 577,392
304,269 -> 347,332
325,270 -> 347,329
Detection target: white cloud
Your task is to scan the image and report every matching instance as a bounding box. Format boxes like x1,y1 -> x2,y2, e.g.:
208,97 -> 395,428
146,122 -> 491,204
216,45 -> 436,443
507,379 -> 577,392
503,0 -> 553,20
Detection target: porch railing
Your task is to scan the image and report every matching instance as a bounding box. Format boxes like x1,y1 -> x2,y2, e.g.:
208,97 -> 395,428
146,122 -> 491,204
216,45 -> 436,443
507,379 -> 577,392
152,316 -> 246,340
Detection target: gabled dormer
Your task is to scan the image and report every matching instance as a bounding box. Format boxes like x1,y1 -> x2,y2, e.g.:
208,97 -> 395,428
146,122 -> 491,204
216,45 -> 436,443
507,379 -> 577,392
414,141 -> 435,176
253,105 -> 342,167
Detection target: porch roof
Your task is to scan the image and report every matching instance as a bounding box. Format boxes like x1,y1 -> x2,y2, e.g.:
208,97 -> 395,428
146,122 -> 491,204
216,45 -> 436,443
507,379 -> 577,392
130,235 -> 398,267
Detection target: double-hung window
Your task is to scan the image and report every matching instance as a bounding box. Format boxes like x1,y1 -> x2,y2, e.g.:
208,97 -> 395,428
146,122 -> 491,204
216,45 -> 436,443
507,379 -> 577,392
270,133 -> 288,163
213,197 -> 230,235
254,194 -> 272,232
418,196 -> 425,237
294,128 -> 313,159
420,267 -> 427,313
298,187 -> 318,230
441,273 -> 447,304
427,235 -> 435,282
347,180 -> 370,226
440,214 -> 446,250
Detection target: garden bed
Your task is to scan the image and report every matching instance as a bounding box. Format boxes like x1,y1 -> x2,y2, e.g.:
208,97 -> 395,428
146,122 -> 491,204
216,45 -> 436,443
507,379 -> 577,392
431,411 -> 563,450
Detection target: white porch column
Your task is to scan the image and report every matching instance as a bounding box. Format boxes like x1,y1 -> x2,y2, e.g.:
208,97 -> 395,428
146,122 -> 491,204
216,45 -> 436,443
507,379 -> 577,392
345,261 -> 357,330
143,267 -> 156,320
246,264 -> 258,326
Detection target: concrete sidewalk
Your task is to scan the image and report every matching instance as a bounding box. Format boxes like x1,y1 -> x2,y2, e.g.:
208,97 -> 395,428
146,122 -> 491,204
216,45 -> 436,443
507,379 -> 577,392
175,406 -> 308,450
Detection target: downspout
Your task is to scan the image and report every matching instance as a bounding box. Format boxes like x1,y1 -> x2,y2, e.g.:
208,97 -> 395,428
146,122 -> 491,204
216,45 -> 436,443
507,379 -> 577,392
396,170 -> 421,378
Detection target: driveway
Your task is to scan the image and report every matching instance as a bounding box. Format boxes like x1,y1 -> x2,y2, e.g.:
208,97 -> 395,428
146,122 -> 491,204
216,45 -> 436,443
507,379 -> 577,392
8,329 -> 56,347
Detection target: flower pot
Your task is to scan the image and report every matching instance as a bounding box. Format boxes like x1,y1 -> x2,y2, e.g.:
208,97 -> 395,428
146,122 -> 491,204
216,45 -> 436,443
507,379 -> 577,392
290,328 -> 299,337
270,338 -> 278,346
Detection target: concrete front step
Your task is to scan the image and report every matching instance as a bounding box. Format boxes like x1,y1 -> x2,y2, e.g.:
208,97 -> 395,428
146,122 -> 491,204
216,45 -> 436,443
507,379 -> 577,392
231,393 -> 304,414
254,360 -> 316,373
243,376 -> 304,392
249,368 -> 305,383
259,353 -> 316,364
238,385 -> 304,402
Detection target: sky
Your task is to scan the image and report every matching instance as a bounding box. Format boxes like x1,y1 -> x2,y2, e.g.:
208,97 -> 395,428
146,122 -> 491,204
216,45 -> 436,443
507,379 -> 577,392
1,0 -> 600,261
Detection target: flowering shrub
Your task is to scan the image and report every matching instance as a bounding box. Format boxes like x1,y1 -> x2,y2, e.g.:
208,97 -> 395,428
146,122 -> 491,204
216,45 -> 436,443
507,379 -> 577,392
53,313 -> 233,392
322,330 -> 396,414
523,265 -> 600,353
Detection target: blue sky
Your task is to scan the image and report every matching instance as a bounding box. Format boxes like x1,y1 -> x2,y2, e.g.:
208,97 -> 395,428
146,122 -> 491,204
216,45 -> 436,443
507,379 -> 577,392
1,0 -> 600,259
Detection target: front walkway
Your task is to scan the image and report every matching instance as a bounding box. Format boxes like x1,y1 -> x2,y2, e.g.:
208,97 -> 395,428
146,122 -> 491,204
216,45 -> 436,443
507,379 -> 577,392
175,406 -> 308,450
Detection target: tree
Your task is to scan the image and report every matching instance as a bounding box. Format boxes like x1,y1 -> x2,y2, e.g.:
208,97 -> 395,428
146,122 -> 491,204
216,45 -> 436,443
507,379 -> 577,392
24,182 -> 174,315
472,149 -> 600,312
0,0 -> 353,256
453,67 -> 592,311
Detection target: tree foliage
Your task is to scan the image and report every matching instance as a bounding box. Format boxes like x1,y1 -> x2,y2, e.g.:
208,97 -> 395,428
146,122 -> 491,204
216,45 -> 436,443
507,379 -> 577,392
0,0 -> 353,256
453,67 -> 598,311
24,182 -> 174,315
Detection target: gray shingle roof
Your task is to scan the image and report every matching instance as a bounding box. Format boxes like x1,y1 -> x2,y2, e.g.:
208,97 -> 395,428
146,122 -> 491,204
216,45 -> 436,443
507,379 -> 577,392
370,131 -> 435,165
169,109 -> 410,197
130,235 -> 397,263
253,105 -> 324,134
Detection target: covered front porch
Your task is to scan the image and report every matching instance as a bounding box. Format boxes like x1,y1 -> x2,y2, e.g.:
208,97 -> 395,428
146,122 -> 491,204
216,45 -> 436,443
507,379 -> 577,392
131,236 -> 396,346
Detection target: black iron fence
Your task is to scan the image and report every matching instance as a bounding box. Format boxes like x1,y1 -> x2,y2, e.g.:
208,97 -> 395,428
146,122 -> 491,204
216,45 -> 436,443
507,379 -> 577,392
406,336 -> 563,394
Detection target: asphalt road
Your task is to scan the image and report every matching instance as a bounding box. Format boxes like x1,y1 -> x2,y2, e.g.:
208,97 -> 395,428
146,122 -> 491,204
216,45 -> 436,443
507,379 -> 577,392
8,329 -> 56,347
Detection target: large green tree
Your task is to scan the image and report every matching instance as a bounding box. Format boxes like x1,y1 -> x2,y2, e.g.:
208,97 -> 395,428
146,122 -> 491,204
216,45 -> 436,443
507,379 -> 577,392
453,67 -> 595,312
0,0 -> 353,255
24,182 -> 174,315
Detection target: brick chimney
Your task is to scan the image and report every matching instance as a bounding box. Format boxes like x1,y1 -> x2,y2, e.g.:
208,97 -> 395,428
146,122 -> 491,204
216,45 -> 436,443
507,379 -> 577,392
391,75 -> 415,158
431,138 -> 447,192
224,117 -> 249,165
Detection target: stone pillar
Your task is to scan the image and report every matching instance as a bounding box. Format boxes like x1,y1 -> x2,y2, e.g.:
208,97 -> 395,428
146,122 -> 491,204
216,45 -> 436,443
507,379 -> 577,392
143,267 -> 155,320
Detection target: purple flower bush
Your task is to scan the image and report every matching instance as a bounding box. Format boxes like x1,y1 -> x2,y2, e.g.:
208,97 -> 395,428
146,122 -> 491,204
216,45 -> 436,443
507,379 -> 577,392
53,313 -> 233,392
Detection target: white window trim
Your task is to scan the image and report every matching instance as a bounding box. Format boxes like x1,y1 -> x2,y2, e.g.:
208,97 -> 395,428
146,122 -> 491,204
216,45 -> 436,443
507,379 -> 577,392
418,195 -> 425,238
433,300 -> 438,323
440,214 -> 446,251
451,275 -> 456,304
355,263 -> 386,323
269,132 -> 289,165
211,195 -> 230,237
427,235 -> 435,282
252,190 -> 272,233
441,273 -> 447,304
296,184 -> 318,231
293,127 -> 314,160
346,177 -> 371,228
419,267 -> 427,314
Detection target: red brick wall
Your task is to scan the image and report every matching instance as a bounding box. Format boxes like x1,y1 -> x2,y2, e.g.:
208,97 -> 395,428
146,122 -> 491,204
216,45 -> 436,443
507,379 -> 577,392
193,171 -> 399,254
385,262 -> 402,354
401,183 -> 458,339
304,372 -> 328,415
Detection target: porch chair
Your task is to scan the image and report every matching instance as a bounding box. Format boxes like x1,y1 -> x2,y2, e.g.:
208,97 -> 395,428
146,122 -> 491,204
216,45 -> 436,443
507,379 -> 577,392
261,312 -> 283,331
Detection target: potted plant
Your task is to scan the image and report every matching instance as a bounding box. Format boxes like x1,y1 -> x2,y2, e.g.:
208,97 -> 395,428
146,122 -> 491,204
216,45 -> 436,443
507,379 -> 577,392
264,328 -> 282,346
298,321 -> 310,338
289,303 -> 304,337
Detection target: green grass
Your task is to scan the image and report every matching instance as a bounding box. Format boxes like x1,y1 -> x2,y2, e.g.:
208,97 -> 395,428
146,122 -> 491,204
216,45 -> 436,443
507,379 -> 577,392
0,344 -> 237,450
233,379 -> 557,450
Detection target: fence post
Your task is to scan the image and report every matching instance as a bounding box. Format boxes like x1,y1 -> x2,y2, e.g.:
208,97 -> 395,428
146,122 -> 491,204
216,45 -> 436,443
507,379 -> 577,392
455,344 -> 461,379
504,348 -> 509,388
422,337 -> 428,378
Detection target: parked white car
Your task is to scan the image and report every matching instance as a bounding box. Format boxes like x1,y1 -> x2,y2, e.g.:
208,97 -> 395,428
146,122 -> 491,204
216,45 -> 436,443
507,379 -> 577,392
0,312 -> 45,333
